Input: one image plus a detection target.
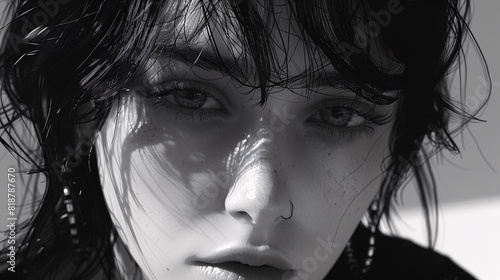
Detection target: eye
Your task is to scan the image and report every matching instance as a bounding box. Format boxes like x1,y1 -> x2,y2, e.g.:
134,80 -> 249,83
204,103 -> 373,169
171,90 -> 207,109
307,99 -> 392,140
155,81 -> 221,110
147,81 -> 228,121
318,107 -> 366,128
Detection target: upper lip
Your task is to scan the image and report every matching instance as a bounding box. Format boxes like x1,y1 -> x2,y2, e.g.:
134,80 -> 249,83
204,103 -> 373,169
190,246 -> 295,271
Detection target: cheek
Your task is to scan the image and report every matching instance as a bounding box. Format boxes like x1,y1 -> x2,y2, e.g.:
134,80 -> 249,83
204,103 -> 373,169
96,101 -> 215,219
95,99 -> 236,277
296,128 -> 388,232
95,94 -> 246,232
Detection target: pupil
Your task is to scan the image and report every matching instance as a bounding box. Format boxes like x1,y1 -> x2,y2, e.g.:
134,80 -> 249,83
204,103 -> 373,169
321,108 -> 352,127
175,91 -> 207,109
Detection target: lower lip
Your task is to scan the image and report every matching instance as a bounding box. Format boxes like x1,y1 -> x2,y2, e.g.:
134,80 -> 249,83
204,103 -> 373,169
194,262 -> 295,280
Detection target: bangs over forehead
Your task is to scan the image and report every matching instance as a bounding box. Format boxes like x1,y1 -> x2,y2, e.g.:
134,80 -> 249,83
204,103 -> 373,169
145,0 -> 405,105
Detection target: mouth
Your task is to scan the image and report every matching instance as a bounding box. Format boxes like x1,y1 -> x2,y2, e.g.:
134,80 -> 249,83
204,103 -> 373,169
189,246 -> 297,279
194,261 -> 292,280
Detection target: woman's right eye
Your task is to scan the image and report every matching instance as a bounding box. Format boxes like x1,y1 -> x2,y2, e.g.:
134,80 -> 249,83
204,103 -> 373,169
147,81 -> 228,121
170,90 -> 208,109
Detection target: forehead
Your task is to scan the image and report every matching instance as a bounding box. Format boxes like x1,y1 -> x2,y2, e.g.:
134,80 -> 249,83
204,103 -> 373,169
153,0 -> 322,80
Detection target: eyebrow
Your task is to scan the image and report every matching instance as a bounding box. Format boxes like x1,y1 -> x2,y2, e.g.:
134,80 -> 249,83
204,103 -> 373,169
150,46 -> 347,86
150,46 -> 246,79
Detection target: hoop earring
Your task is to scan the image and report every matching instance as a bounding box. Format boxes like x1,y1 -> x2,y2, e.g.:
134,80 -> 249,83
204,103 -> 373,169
346,200 -> 379,278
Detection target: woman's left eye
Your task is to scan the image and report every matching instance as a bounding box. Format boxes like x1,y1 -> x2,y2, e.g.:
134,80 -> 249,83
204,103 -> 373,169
307,100 -> 391,139
148,81 -> 227,121
316,107 -> 366,128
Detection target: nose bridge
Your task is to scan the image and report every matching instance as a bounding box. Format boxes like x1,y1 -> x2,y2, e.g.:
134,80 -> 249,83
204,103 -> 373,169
227,110 -> 281,173
224,125 -> 290,226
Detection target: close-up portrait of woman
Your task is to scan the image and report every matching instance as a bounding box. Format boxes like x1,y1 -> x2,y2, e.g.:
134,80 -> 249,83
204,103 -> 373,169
0,0 -> 498,279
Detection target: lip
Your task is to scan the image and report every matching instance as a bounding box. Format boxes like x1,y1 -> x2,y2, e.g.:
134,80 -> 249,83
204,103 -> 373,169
189,246 -> 297,279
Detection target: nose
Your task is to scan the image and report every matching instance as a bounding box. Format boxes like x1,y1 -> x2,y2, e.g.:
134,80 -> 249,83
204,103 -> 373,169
224,128 -> 293,227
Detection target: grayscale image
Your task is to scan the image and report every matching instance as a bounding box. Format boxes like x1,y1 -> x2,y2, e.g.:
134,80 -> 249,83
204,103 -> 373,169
0,1 -> 498,279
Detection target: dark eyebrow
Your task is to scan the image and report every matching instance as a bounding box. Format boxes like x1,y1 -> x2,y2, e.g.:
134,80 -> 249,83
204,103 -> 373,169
151,46 -> 348,88
150,46 -> 246,79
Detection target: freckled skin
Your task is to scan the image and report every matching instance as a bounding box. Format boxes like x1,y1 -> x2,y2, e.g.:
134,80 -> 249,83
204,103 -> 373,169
95,4 -> 396,280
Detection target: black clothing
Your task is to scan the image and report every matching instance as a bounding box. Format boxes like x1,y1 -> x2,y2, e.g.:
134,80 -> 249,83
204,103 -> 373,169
326,225 -> 477,280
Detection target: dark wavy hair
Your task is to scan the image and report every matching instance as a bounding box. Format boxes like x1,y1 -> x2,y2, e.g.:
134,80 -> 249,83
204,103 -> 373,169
0,0 -> 487,279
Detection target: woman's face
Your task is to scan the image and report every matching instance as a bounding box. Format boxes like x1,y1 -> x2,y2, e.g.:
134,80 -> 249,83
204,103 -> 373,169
95,3 -> 395,280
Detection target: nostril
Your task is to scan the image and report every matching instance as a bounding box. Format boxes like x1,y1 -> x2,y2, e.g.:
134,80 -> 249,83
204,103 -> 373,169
231,211 -> 254,223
